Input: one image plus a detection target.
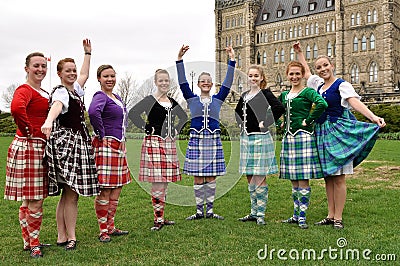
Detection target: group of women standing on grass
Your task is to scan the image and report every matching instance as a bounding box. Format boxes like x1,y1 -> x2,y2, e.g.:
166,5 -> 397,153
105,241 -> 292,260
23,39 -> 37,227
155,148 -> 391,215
4,39 -> 386,259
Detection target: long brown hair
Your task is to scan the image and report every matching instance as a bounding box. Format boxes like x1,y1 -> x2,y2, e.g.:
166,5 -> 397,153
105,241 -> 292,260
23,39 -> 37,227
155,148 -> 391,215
248,65 -> 267,89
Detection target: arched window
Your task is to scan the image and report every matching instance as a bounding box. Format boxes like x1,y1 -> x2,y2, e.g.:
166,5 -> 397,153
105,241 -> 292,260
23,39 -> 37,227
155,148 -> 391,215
305,24 -> 309,35
236,35 -> 239,46
278,29 -> 281,40
298,26 -> 302,37
289,27 -> 293,38
351,64 -> 359,83
326,20 -> 330,32
282,29 -> 286,40
369,62 -> 378,82
313,44 -> 318,59
257,33 -> 260,44
361,36 -> 367,51
238,54 -> 242,67
226,19 -> 230,29
274,30 -> 277,41
370,34 -> 375,50
373,9 -> 378,22
315,22 -> 319,34
274,50 -> 279,63
264,32 -> 268,43
294,26 -> 297,38
331,19 -> 335,31
327,41 -> 332,57
306,45 -> 311,59
353,37 -> 358,52
367,10 -> 372,23
240,34 -> 243,45
281,49 -> 285,63
351,14 -> 355,26
290,47 -> 295,61
310,23 -> 314,35
263,51 -> 267,65
225,37 -> 229,47
356,13 -> 361,25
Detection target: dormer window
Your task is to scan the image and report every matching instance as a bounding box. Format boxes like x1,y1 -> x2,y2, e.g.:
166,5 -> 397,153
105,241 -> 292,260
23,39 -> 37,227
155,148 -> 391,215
277,3 -> 285,18
262,12 -> 269,21
292,0 -> 300,15
309,0 -> 317,11
326,0 -> 334,8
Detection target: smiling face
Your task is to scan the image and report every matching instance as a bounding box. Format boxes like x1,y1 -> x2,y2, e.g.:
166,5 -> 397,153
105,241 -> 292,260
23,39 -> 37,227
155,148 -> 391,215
98,68 -> 116,92
25,55 -> 47,84
197,73 -> 213,95
247,68 -> 263,89
155,72 -> 170,94
57,59 -> 77,86
314,57 -> 335,81
286,65 -> 304,87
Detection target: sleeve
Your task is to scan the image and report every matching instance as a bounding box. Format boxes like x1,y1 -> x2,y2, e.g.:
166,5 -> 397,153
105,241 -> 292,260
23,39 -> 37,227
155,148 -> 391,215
74,82 -> 85,97
234,96 -> 244,127
307,75 -> 324,91
176,60 -> 195,100
88,91 -> 107,138
172,99 -> 188,133
128,97 -> 149,130
215,60 -> 236,101
10,86 -> 33,136
304,88 -> 328,125
339,81 -> 361,109
264,89 -> 285,124
51,87 -> 69,114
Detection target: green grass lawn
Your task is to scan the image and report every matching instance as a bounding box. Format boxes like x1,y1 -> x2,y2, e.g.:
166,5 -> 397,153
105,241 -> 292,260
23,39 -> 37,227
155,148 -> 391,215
0,137 -> 399,265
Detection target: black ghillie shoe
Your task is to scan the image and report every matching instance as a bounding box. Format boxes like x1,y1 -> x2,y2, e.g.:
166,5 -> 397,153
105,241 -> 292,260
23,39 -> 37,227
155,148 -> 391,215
281,217 -> 298,224
314,217 -> 334,226
64,240 -> 77,251
333,220 -> 344,230
238,214 -> 257,222
109,228 -> 129,236
186,213 -> 204,220
30,246 -> 43,258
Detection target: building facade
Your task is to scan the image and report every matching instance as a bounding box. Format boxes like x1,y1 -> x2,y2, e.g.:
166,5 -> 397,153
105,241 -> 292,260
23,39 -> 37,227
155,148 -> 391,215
215,0 -> 400,103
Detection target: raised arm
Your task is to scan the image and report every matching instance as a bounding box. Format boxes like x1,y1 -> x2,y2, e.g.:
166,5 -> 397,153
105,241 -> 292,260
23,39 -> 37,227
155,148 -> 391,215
293,42 -> 311,80
176,45 -> 195,99
77,38 -> 92,88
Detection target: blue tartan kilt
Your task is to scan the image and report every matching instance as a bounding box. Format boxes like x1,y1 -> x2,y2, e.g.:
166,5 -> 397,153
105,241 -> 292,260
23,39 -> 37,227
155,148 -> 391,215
183,129 -> 226,177
315,109 -> 380,176
280,131 -> 324,180
239,132 -> 278,175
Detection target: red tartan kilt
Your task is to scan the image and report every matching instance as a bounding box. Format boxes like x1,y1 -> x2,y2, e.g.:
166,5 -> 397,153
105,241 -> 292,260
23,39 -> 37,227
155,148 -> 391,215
92,137 -> 132,188
139,135 -> 181,183
4,136 -> 48,201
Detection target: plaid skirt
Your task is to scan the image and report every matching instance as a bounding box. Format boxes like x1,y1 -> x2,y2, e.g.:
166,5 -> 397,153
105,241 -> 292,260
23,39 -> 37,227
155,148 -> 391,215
184,130 -> 226,177
280,131 -> 324,180
139,135 -> 181,182
45,127 -> 99,196
239,132 -> 278,175
4,136 -> 48,201
92,137 -> 132,188
315,109 -> 380,176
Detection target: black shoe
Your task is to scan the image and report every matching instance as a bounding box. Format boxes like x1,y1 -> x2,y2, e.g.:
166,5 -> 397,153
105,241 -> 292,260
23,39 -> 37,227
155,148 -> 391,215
206,213 -> 224,220
30,246 -> 43,258
333,219 -> 344,230
314,217 -> 334,226
109,228 -> 129,236
238,214 -> 257,222
186,213 -> 204,220
281,217 -> 298,224
64,240 -> 77,251
151,222 -> 164,231
163,220 -> 175,226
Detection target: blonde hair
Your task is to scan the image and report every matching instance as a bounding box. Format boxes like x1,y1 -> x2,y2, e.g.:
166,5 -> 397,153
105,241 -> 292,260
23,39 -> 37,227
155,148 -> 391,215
154,69 -> 170,81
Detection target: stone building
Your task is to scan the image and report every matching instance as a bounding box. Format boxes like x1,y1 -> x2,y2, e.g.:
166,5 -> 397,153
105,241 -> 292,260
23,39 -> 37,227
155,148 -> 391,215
215,0 -> 400,103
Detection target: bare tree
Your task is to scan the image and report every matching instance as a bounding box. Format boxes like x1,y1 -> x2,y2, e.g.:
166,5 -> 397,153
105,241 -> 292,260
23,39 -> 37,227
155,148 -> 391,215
2,83 -> 19,109
115,73 -> 139,111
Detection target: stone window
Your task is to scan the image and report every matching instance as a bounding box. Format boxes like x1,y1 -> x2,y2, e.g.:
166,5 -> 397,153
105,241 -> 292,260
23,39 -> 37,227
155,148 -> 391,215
238,54 -> 242,67
226,19 -> 230,29
274,30 -> 278,41
370,34 -> 375,50
361,36 -> 367,51
373,9 -> 378,22
367,10 -> 372,23
351,14 -> 355,26
289,27 -> 293,38
327,41 -> 332,56
331,19 -> 335,31
313,44 -> 318,59
306,24 -> 309,35
263,51 -> 267,65
356,13 -> 361,25
294,26 -> 297,38
326,20 -> 330,32
351,64 -> 359,83
369,62 -> 378,82
274,50 -> 279,63
353,37 -> 358,52
290,47 -> 295,60
315,22 -> 319,34
306,45 -> 311,59
281,49 -> 285,63
257,51 -> 261,65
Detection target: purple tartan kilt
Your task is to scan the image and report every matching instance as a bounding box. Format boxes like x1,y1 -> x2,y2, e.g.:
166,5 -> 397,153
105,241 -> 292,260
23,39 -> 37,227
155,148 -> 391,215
45,127 -> 99,196
4,136 -> 48,201
279,131 -> 324,180
183,130 -> 226,177
139,135 -> 181,182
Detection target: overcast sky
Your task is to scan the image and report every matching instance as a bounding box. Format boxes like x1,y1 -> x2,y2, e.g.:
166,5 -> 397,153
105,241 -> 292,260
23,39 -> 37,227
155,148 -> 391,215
0,0 -> 216,109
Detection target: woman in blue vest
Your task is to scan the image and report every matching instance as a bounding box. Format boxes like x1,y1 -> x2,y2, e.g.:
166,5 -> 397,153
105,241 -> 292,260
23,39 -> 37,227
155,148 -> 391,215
294,42 -> 386,229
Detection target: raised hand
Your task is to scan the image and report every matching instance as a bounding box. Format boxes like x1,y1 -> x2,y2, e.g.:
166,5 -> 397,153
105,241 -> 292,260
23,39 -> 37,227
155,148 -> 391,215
226,46 -> 235,60
178,45 -> 189,60
83,38 -> 92,54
